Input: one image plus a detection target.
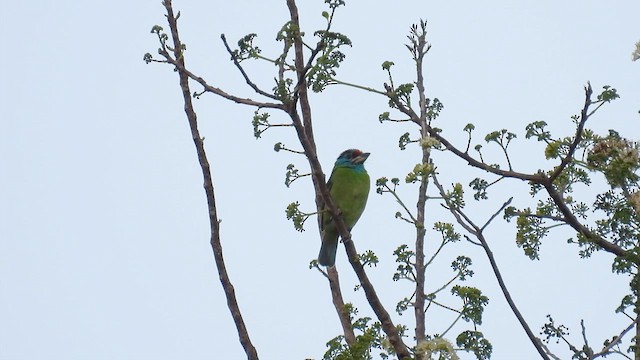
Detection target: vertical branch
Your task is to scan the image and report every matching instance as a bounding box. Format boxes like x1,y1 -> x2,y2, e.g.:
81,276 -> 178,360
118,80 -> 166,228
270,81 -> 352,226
411,21 -> 431,352
414,152 -> 429,355
286,0 -> 317,150
328,267 -> 357,345
162,1 -> 259,359
635,274 -> 640,360
284,1 -> 411,358
284,0 -> 360,350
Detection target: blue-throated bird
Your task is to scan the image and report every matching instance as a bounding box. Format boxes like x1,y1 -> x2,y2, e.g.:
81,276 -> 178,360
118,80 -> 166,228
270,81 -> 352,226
318,149 -> 371,267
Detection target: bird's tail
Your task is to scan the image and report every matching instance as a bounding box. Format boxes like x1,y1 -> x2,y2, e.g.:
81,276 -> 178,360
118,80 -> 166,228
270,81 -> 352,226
318,236 -> 338,267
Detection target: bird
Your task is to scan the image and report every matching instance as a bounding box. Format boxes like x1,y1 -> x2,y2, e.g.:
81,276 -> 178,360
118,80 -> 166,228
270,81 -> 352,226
318,149 -> 371,267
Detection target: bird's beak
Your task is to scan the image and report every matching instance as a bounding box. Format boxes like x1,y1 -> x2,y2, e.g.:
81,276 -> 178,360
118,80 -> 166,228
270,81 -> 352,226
353,152 -> 370,164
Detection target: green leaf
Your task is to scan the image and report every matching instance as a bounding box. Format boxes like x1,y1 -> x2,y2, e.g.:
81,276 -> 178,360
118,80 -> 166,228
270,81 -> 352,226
456,330 -> 492,360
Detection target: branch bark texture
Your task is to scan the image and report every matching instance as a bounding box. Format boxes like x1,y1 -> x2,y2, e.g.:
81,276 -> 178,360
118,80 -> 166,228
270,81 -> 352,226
162,1 -> 259,359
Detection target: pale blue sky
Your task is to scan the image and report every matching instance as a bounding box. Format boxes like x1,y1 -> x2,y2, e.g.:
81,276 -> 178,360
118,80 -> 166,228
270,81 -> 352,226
2,1 -> 639,359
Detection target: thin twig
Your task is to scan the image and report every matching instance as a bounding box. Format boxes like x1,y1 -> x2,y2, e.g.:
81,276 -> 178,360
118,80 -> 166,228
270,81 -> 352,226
480,197 -> 513,231
220,34 -> 280,100
383,184 -> 417,223
158,48 -> 284,110
548,83 -> 593,182
513,212 -> 567,223
580,320 -> 593,358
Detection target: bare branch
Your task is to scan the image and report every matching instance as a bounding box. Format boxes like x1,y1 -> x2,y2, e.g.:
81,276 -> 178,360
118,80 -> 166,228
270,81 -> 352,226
480,197 -> 513,231
580,320 -> 594,358
539,342 -> 563,360
593,315 -> 640,358
327,267 -> 356,346
514,211 -> 567,224
220,34 -> 280,100
382,183 -> 417,223
161,1 -> 258,359
157,48 -> 284,110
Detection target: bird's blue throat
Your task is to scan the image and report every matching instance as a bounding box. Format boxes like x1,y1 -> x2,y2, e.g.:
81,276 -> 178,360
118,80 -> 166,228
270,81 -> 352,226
334,159 -> 367,173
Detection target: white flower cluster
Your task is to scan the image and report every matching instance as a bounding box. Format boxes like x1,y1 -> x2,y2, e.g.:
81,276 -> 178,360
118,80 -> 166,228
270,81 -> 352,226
415,338 -> 460,360
420,136 -> 441,149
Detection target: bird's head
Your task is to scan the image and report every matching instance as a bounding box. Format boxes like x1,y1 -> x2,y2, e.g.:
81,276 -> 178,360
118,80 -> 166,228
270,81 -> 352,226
335,149 -> 370,171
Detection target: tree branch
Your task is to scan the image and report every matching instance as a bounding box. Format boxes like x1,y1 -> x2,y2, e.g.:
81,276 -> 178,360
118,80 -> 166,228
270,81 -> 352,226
548,83 -> 592,182
284,1 -> 411,358
157,48 -> 284,110
384,83 -> 545,183
481,197 -> 513,231
327,267 -> 357,345
594,316 -> 638,357
220,34 -> 281,100
161,1 -> 259,359
543,181 -> 626,258
432,175 -> 550,360
407,21 -> 431,352
385,82 -> 628,260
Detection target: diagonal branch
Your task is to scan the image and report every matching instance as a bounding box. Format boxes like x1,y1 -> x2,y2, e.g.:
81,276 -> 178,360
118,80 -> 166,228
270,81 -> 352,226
431,174 -> 550,360
161,1 -> 259,359
385,83 -> 628,260
593,315 -> 640,358
220,34 -> 281,101
481,197 -> 513,231
284,1 -> 411,358
157,47 -> 284,110
384,83 -> 544,183
543,182 -> 626,257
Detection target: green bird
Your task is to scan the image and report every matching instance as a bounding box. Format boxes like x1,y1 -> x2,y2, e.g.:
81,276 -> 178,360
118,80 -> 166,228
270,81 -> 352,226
318,149 -> 371,267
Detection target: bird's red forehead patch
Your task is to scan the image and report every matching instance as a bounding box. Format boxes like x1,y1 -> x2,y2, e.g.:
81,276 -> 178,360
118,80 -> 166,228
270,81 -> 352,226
351,149 -> 362,156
